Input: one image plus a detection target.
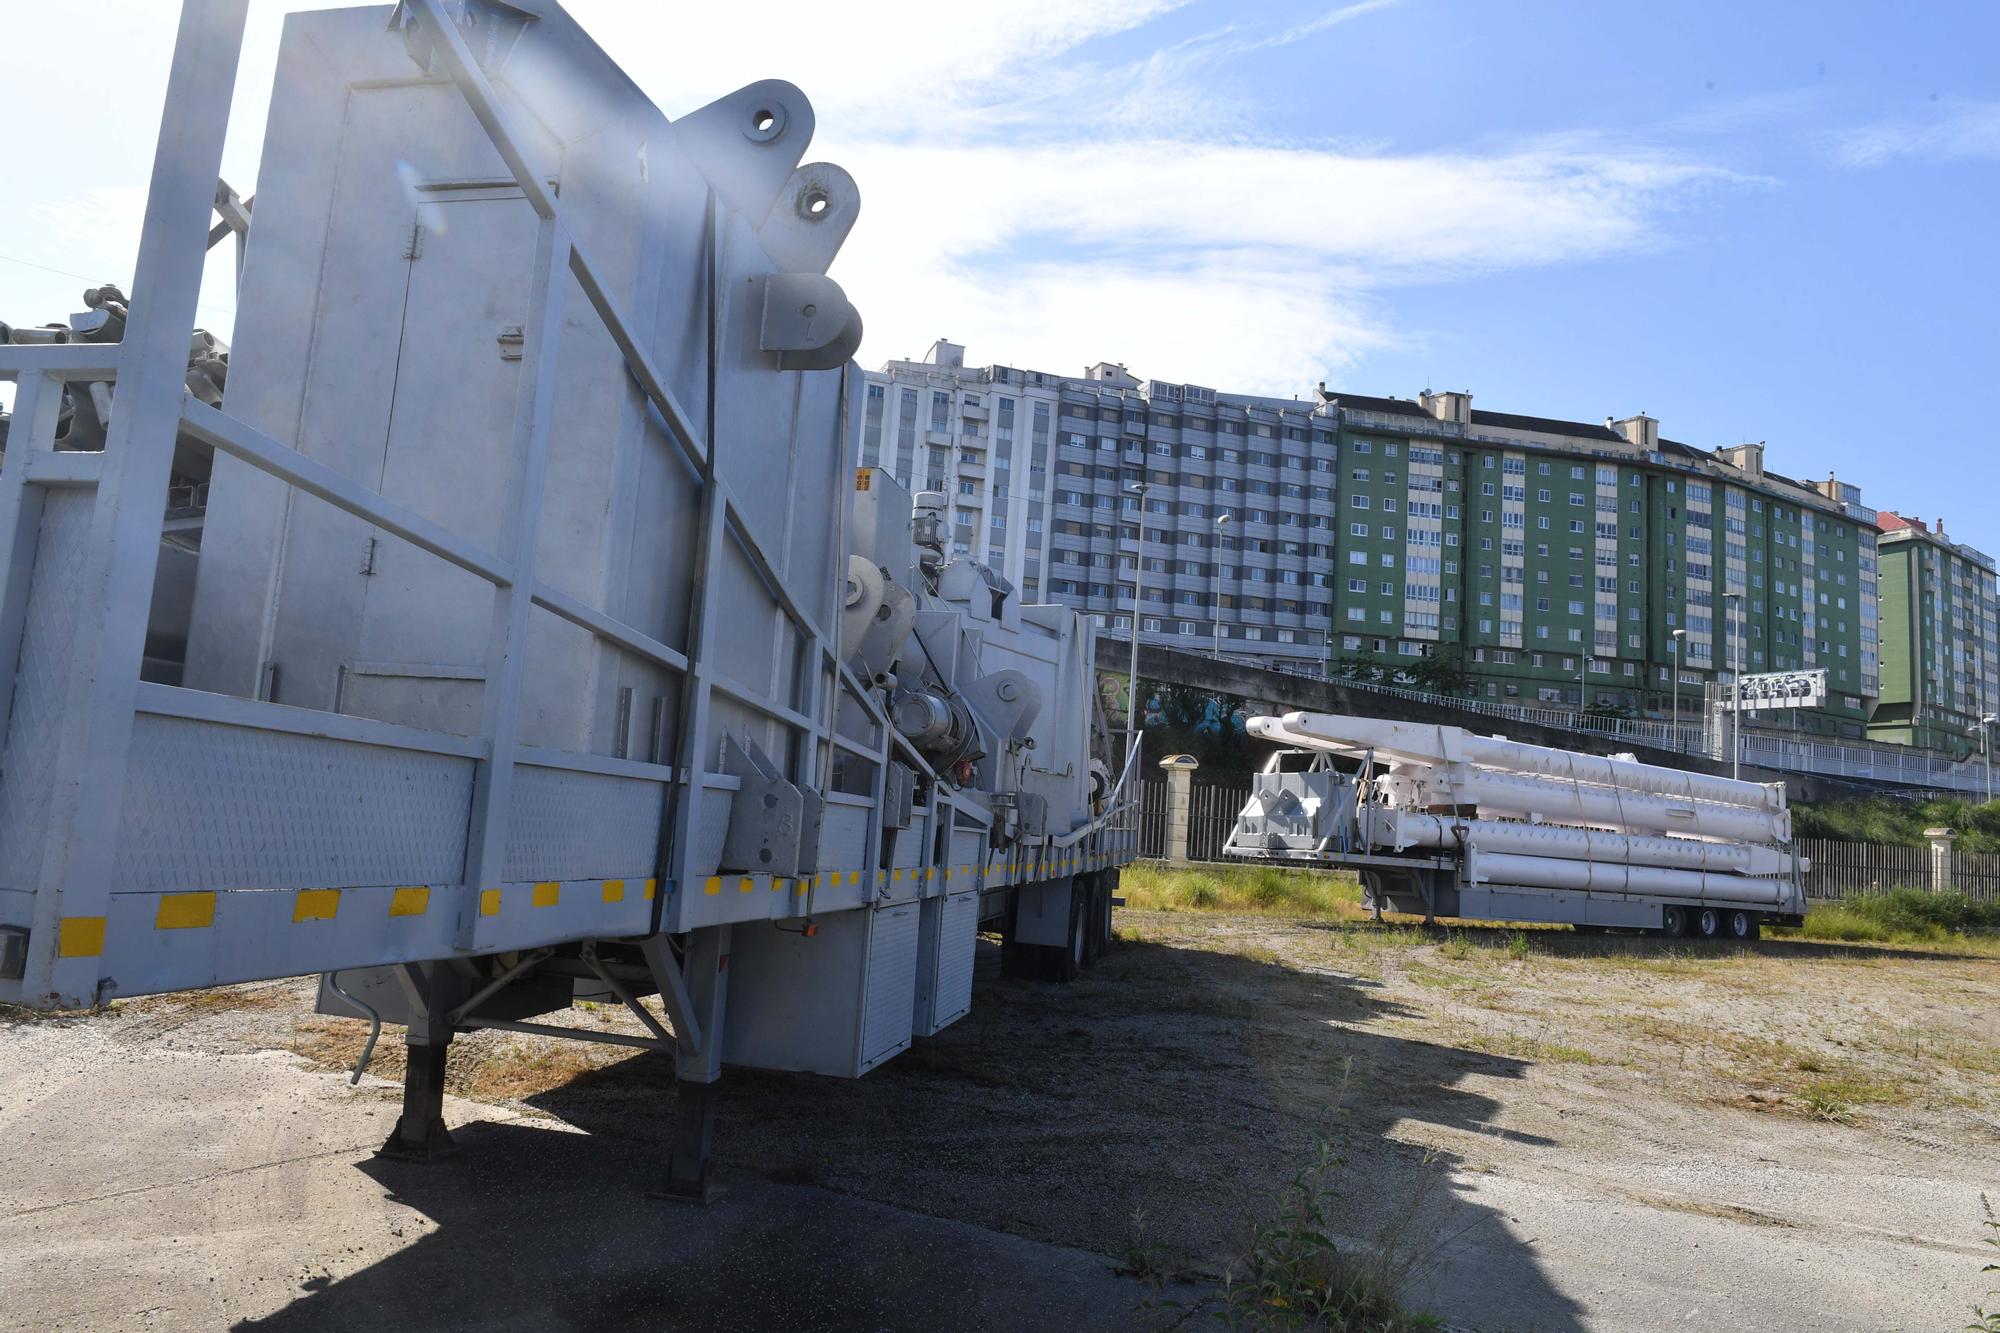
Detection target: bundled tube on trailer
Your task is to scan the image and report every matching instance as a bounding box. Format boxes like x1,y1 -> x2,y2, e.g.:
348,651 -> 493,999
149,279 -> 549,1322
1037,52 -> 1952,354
1252,712 -> 1785,813
1366,809 -> 1794,877
1465,851 -> 1793,904
1374,767 -> 1792,845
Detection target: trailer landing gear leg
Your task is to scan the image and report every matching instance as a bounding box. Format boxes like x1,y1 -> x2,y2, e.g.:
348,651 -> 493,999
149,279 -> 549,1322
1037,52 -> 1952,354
380,964 -> 457,1161
659,1079 -> 723,1203
382,1035 -> 455,1160
646,924 -> 730,1204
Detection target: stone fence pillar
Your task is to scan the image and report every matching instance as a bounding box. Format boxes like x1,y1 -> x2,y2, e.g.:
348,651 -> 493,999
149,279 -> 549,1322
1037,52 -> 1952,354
1924,826 -> 1957,892
1158,754 -> 1199,864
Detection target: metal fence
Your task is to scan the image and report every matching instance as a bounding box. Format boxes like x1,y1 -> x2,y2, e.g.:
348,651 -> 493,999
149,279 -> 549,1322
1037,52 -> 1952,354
1797,837 -> 2000,904
1242,669 -> 1994,798
1137,778 -> 1249,864
1148,795 -> 2000,907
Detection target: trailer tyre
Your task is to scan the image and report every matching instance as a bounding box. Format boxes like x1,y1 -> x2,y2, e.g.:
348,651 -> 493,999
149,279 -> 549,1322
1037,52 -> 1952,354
1694,906 -> 1723,940
1048,881 -> 1087,984
1660,905 -> 1688,937
1725,909 -> 1760,942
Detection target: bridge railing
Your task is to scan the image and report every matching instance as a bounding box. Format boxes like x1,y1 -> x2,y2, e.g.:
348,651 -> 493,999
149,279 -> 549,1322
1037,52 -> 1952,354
1190,652 -> 1993,797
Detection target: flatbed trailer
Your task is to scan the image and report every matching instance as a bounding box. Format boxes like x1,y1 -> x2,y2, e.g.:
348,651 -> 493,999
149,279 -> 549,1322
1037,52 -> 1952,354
0,0 -> 1137,1195
1225,713 -> 1806,940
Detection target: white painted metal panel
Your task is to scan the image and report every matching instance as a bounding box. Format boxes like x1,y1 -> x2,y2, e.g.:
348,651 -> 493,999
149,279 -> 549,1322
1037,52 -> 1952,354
860,901 -> 919,1070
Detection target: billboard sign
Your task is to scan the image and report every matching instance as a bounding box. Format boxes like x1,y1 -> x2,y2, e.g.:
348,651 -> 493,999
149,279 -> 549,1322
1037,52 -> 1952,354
1728,668 -> 1828,711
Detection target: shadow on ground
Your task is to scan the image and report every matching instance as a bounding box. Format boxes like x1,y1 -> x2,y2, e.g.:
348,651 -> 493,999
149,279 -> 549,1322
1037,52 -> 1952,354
235,933 -> 1589,1332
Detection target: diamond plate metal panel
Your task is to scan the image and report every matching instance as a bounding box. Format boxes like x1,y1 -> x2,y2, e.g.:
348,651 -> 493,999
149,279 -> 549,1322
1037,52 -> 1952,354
112,714 -> 474,892
0,491 -> 93,887
501,763 -> 663,883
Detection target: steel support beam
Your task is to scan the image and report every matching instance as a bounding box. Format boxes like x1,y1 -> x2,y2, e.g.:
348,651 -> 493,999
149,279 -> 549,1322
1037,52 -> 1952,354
19,0 -> 250,1009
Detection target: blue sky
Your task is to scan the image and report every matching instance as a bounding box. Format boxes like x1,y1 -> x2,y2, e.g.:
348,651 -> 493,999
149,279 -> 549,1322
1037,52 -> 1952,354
3,0 -> 1995,552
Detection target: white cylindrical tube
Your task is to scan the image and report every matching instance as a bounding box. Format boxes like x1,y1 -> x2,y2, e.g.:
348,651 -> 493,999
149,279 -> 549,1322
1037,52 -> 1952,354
1369,809 -> 1792,876
1378,768 -> 1791,845
1468,850 -> 1791,904
1264,711 -> 1785,812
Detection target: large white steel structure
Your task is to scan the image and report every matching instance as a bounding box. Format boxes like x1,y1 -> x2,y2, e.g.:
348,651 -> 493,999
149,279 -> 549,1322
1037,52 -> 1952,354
1227,711 -> 1805,937
0,0 -> 1137,1194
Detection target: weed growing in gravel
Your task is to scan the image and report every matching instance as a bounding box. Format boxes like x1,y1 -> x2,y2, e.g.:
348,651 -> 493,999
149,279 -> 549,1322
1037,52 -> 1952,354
1150,1062 -> 1460,1331
1507,930 -> 1531,962
1208,1131 -> 1443,1332
1797,1072 -> 1902,1123
1969,1194 -> 2000,1333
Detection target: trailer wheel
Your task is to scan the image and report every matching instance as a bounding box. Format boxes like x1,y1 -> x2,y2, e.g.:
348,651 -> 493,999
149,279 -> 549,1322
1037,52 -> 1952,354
1048,882 -> 1087,984
1725,909 -> 1760,942
1694,906 -> 1723,939
1660,905 -> 1688,937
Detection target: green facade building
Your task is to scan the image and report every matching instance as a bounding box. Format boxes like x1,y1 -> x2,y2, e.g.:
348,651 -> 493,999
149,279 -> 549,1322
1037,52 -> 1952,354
1868,511 -> 1999,753
1320,389 -> 1882,740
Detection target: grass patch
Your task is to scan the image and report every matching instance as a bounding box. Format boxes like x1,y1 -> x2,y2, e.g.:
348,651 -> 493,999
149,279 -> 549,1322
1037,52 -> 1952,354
1787,888 -> 2000,948
290,1015 -> 635,1102
1121,862 -> 1364,921
1797,1074 -> 1903,1123
1793,795 -> 2000,855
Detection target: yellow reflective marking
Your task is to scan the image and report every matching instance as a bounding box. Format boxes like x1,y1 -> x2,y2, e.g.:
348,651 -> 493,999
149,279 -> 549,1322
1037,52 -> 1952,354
292,889 -> 340,923
389,887 -> 430,917
703,876 -> 722,896
848,871 -> 860,886
532,881 -> 561,908
893,869 -> 905,881
602,880 -> 625,904
155,892 -> 215,931
738,876 -> 754,894
772,877 -> 785,892
643,879 -> 658,900
57,916 -> 105,958
480,888 -> 502,916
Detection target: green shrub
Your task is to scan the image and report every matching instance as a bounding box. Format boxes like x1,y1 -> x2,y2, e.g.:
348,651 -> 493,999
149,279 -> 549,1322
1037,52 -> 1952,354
1838,887 -> 2000,933
1793,796 -> 2000,855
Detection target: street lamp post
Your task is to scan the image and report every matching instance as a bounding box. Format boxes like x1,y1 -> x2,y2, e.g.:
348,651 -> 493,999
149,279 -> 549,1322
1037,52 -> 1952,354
1212,511 -> 1230,660
1723,592 -> 1744,781
1124,481 -> 1148,763
1982,713 -> 1996,805
1578,656 -> 1590,716
1671,628 -> 1687,753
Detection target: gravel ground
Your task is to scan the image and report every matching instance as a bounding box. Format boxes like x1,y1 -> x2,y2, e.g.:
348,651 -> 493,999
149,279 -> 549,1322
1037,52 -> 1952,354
3,910 -> 1996,1331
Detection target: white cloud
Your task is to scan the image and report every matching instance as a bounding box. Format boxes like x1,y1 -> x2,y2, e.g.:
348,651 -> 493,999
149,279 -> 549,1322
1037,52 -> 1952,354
833,133 -> 1737,393
1828,100 -> 2000,169
564,0 -> 1739,392
0,0 -> 1738,400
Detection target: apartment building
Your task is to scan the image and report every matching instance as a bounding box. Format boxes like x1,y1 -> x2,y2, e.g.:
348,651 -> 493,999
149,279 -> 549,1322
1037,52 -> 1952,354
1869,511 -> 2000,751
861,342 -> 1338,669
1322,390 -> 1881,738
861,347 -> 2000,743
